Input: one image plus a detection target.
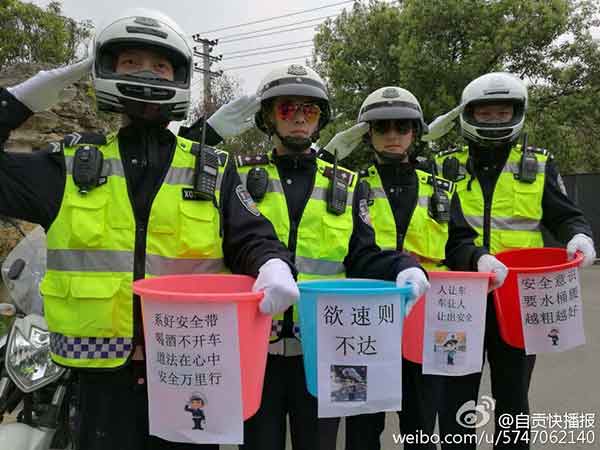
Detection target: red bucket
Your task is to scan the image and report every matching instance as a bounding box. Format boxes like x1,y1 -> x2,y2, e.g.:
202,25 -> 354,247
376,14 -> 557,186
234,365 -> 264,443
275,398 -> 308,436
493,248 -> 583,349
133,274 -> 270,420
403,271 -> 493,364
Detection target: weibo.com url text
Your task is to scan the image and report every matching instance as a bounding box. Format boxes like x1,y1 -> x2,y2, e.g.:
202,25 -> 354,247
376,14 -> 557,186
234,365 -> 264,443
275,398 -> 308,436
392,430 -> 596,446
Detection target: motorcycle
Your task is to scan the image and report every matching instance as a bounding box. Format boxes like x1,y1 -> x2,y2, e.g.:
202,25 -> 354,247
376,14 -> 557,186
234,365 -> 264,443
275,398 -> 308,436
0,225 -> 75,450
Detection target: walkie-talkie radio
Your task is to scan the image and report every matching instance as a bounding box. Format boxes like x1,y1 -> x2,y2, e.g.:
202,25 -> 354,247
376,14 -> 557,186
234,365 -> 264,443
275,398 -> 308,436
515,133 -> 537,184
327,150 -> 348,215
246,167 -> 269,202
428,160 -> 450,223
73,146 -> 103,194
192,107 -> 221,201
193,146 -> 219,201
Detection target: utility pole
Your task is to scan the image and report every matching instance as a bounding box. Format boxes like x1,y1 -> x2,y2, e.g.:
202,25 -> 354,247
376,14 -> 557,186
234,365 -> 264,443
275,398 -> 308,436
191,36 -> 223,115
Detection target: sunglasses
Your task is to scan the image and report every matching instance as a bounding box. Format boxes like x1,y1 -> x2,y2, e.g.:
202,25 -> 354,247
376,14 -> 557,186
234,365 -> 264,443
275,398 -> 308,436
275,102 -> 321,124
371,120 -> 414,135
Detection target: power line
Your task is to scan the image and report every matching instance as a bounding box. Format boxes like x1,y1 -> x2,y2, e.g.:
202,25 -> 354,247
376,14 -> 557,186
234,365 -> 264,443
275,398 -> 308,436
196,0 -> 354,34
223,39 -> 313,56
222,54 -> 314,71
222,44 -> 314,61
215,13 -> 338,41
220,23 -> 324,44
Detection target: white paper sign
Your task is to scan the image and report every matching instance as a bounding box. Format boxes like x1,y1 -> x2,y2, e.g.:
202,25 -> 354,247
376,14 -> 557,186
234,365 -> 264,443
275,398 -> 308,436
517,267 -> 585,355
143,300 -> 243,444
422,277 -> 488,376
317,294 -> 403,418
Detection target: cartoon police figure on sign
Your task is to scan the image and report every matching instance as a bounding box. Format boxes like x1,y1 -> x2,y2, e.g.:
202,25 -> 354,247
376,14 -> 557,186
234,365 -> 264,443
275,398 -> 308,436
547,328 -> 560,347
185,392 -> 207,430
443,333 -> 459,366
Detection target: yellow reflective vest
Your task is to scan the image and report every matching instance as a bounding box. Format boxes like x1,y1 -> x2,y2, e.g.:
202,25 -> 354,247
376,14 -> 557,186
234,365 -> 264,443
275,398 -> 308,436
361,166 -> 451,271
41,133 -> 227,368
236,154 -> 356,340
435,145 -> 547,254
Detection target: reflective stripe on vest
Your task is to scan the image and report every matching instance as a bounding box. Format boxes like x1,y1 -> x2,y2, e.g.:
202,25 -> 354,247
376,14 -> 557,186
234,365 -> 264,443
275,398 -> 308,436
363,166 -> 450,271
43,134 -> 227,369
238,156 -> 356,340
435,145 -> 546,254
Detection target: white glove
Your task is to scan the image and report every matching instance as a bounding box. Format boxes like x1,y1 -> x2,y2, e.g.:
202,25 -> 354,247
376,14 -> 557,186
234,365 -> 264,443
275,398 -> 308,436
477,254 -> 509,291
7,57 -> 94,112
207,94 -> 261,138
253,258 -> 300,316
567,233 -> 596,268
323,122 -> 370,160
421,102 -> 466,142
396,268 -> 430,315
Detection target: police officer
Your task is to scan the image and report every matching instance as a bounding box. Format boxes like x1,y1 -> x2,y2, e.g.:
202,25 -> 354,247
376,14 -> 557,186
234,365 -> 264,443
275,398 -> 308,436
0,9 -> 299,450
185,66 -> 430,450
435,72 -> 596,450
324,86 -> 509,450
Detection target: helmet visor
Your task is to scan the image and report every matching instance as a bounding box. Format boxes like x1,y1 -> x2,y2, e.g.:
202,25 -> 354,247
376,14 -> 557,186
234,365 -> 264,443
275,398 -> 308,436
96,39 -> 191,88
463,99 -> 525,129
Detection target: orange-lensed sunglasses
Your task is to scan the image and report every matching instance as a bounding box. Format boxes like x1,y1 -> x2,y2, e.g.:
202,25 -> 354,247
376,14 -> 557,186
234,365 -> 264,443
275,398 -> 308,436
275,102 -> 321,124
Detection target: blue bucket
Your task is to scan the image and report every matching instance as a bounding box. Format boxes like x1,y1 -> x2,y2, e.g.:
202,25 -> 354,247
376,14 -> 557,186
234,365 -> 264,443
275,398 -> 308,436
297,279 -> 412,397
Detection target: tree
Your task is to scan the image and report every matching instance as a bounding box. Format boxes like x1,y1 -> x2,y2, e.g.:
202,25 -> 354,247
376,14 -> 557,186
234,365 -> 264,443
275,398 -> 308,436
313,0 -> 600,173
0,0 -> 92,71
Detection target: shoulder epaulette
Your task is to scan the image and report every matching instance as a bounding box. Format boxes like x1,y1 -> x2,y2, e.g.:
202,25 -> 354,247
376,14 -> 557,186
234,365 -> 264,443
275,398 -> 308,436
436,146 -> 465,158
358,168 -> 370,179
316,149 -> 335,164
322,166 -> 355,185
215,149 -> 228,166
523,145 -> 552,158
63,132 -> 107,147
235,153 -> 270,167
426,175 -> 454,193
40,141 -> 63,154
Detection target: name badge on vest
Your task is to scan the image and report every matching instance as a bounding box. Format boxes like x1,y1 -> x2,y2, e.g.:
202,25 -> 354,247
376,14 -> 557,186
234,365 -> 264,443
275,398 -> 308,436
182,188 -> 205,201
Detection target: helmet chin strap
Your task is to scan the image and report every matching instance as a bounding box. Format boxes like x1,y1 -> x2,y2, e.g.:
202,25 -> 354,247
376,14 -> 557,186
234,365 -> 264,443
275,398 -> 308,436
123,100 -> 171,127
469,136 -> 516,152
273,129 -> 319,153
373,143 -> 413,164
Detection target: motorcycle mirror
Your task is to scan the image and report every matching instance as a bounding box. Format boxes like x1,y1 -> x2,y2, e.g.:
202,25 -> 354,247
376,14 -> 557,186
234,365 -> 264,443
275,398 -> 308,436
0,303 -> 16,349
7,258 -> 26,281
5,314 -> 65,393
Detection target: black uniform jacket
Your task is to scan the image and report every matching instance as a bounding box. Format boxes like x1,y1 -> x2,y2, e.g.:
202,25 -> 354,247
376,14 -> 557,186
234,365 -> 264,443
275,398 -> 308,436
0,88 -> 295,346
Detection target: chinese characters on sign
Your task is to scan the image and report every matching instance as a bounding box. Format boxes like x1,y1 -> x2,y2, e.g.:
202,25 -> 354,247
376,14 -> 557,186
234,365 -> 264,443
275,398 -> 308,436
153,313 -> 224,388
422,276 -> 488,376
517,268 -> 585,355
143,301 -> 243,445
317,294 -> 403,418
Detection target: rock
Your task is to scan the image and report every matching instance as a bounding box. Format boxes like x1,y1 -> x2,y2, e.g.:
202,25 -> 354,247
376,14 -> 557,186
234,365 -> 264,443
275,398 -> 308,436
0,62 -> 121,152
0,63 -> 121,258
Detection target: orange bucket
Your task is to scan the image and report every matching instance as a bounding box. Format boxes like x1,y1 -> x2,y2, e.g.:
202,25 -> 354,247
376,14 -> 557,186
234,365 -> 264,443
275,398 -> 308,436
402,271 -> 493,364
493,248 -> 583,349
133,274 -> 270,420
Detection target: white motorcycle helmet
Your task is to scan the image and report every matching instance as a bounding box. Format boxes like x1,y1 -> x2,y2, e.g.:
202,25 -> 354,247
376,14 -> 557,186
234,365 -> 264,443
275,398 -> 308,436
357,86 -> 428,137
255,63 -> 331,136
460,72 -> 528,146
93,8 -> 193,122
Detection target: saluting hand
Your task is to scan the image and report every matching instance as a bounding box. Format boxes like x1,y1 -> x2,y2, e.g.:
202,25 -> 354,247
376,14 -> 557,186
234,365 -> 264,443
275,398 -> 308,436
7,56 -> 94,113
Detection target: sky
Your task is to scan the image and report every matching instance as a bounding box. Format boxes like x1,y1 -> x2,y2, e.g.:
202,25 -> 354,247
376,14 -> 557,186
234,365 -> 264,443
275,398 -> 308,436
30,0 -> 362,96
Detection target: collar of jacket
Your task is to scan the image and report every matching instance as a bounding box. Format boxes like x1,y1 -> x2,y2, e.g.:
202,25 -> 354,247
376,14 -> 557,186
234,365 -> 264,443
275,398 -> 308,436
375,160 -> 416,183
119,123 -> 175,145
271,148 -> 318,170
469,143 -> 512,172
